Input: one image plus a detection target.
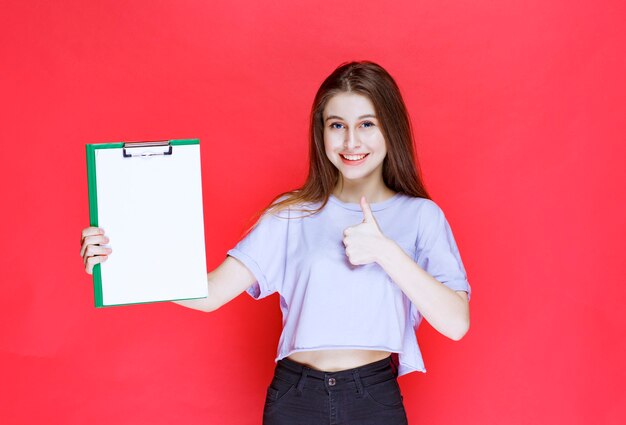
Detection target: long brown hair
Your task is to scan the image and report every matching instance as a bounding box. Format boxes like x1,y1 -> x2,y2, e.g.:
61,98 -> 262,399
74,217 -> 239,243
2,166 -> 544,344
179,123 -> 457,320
259,61 -> 431,220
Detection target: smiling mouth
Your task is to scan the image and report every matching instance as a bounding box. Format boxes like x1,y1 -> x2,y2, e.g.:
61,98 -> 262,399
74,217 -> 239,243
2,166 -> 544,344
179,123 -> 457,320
340,153 -> 369,161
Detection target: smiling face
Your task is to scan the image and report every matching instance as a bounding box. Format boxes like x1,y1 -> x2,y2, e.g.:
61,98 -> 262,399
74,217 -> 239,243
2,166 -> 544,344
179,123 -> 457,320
323,92 -> 387,187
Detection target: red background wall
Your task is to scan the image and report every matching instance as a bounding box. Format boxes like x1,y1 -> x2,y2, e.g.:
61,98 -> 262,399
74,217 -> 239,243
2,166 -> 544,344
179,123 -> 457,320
1,1 -> 624,424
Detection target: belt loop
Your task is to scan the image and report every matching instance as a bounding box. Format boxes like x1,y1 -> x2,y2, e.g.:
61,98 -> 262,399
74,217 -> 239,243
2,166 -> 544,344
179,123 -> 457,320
353,369 -> 364,398
296,366 -> 309,396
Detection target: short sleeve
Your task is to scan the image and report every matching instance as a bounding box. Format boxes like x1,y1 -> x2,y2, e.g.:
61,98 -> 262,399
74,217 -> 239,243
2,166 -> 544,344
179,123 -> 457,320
415,200 -> 471,300
226,210 -> 289,300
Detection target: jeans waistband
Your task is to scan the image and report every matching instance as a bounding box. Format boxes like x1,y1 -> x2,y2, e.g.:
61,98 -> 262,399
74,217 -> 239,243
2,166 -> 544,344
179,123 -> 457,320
274,355 -> 397,393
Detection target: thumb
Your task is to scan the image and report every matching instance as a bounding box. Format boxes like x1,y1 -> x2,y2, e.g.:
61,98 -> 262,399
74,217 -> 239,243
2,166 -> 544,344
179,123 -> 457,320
360,196 -> 375,223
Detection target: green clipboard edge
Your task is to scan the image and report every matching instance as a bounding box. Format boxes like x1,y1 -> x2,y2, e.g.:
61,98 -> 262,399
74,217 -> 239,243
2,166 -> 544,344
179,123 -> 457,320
86,138 -> 205,308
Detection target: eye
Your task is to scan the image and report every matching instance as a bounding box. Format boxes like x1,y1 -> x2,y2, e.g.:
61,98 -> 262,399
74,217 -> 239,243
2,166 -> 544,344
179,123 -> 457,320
329,122 -> 344,130
361,121 -> 375,128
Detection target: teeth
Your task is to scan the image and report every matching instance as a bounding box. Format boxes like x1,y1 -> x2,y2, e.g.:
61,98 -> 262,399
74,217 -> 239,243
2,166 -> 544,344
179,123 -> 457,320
342,154 -> 367,161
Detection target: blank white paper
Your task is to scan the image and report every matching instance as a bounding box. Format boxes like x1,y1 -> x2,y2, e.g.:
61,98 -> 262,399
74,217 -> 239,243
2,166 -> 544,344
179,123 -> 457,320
94,144 -> 208,306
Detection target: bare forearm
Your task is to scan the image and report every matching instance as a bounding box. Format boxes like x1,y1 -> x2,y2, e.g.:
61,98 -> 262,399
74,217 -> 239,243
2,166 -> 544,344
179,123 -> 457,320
377,239 -> 470,340
172,298 -> 215,312
171,275 -> 216,312
171,256 -> 257,313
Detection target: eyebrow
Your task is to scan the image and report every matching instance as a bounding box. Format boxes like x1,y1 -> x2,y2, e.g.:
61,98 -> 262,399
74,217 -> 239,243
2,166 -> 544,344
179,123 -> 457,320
324,114 -> 377,121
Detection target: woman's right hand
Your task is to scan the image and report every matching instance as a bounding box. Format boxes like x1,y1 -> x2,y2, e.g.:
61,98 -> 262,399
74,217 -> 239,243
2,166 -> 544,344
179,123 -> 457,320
80,227 -> 112,274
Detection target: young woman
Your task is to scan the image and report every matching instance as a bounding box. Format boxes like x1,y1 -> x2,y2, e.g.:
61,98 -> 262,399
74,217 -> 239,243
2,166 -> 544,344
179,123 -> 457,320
80,61 -> 471,424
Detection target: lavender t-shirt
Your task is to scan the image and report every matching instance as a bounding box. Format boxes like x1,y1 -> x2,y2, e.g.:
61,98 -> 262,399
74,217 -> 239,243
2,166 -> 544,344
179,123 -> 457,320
227,193 -> 471,376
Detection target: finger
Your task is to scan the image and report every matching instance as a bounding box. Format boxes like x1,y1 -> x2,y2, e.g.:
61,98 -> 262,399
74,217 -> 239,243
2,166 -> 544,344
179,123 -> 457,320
84,245 -> 113,259
360,196 -> 375,223
81,227 -> 105,241
346,251 -> 360,266
86,255 -> 108,275
80,234 -> 110,257
86,254 -> 108,274
83,253 -> 110,268
80,234 -> 109,257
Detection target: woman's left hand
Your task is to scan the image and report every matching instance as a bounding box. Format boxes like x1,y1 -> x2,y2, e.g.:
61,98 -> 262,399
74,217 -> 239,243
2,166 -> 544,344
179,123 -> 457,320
342,196 -> 391,265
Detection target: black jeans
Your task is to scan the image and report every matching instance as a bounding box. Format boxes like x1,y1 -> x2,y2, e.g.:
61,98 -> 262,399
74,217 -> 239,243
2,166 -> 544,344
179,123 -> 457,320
263,355 -> 408,424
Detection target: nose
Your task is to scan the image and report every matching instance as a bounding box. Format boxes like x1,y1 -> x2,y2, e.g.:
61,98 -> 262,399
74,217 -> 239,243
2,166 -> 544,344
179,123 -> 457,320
344,128 -> 361,150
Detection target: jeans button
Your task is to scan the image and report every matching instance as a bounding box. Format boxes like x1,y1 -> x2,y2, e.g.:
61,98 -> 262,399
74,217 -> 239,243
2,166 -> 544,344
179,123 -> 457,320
328,378 -> 336,386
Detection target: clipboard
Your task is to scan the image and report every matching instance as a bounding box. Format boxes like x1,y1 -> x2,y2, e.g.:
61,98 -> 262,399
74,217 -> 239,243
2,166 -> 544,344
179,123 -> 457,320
86,139 -> 208,307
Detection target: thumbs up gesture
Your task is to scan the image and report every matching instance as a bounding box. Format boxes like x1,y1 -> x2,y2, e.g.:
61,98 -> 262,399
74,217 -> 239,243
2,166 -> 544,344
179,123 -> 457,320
342,196 -> 389,266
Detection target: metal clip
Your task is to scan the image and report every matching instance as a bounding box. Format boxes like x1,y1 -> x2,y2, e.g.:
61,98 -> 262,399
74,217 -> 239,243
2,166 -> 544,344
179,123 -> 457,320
122,140 -> 173,158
